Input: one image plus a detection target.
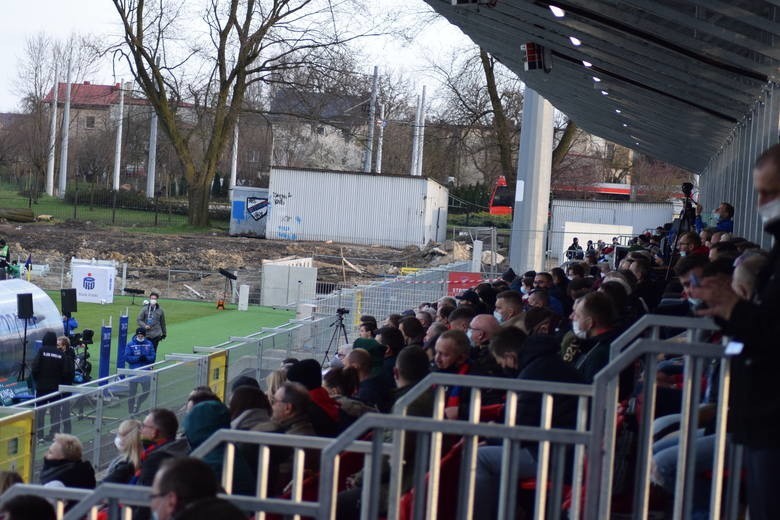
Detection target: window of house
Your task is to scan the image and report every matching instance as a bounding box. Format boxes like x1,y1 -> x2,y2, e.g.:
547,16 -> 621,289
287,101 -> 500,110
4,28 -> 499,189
85,116 -> 96,129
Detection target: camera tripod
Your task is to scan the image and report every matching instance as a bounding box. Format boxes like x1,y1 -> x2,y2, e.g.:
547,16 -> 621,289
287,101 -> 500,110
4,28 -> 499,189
16,317 -> 29,382
322,312 -> 349,365
664,187 -> 698,280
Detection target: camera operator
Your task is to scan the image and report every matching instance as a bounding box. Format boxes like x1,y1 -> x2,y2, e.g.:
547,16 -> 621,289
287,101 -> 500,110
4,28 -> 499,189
695,201 -> 734,234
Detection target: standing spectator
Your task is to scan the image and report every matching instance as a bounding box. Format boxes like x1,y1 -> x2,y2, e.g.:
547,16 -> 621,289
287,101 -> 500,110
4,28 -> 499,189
692,143 -> 780,520
137,292 -> 166,353
40,434 -> 96,489
149,457 -> 246,520
566,237 -> 584,260
104,419 -> 143,484
31,331 -> 68,441
125,328 -> 156,415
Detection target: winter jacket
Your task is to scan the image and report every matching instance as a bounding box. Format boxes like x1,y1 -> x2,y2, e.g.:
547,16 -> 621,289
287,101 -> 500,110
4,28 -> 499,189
307,386 -> 341,436
719,219 -> 780,448
355,375 -> 392,413
40,458 -> 96,489
136,304 -> 166,339
103,455 -> 135,484
31,344 -> 69,395
170,497 -> 247,520
564,328 -> 622,384
136,437 -> 190,487
182,400 -> 254,495
251,413 -> 317,495
124,337 -> 156,370
230,407 -> 270,430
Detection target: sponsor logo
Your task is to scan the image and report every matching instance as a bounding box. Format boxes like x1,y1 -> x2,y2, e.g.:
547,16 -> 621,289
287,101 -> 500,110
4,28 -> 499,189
247,197 -> 269,221
83,274 -> 95,290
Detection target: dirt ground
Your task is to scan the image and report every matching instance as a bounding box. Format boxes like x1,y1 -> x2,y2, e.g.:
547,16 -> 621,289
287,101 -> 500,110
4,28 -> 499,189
0,221 -> 465,290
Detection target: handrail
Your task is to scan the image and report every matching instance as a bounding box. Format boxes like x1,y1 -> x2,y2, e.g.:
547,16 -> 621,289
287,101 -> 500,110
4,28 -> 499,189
0,483 -> 92,502
393,372 -> 594,415
190,429 -> 332,458
609,314 -> 720,359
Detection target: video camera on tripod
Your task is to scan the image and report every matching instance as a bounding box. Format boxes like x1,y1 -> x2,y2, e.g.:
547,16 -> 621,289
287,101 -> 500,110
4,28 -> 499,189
69,329 -> 94,384
336,308 -> 350,316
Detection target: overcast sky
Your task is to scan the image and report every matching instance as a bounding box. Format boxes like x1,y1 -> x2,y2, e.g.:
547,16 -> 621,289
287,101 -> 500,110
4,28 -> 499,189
0,0 -> 473,112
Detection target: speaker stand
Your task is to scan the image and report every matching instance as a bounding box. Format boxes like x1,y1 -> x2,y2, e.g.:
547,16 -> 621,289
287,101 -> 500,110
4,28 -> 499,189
16,317 -> 29,382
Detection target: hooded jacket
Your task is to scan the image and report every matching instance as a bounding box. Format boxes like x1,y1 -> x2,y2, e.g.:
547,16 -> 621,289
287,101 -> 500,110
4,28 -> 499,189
40,457 -> 96,489
136,303 -> 166,339
513,335 -> 585,435
182,401 -> 254,495
124,336 -> 156,370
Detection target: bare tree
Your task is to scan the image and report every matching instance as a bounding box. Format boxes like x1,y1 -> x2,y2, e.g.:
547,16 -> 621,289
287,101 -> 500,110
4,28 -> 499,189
110,0 -> 389,226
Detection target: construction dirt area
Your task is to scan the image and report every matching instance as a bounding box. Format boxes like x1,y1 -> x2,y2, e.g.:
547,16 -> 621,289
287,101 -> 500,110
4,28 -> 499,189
0,221 -> 472,300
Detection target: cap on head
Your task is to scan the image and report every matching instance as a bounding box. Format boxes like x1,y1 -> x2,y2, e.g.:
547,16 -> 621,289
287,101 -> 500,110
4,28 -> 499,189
42,331 -> 57,346
135,327 -> 146,336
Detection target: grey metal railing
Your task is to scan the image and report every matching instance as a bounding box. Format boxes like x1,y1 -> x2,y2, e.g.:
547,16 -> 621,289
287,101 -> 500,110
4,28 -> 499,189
586,333 -> 736,520
0,483 -> 91,520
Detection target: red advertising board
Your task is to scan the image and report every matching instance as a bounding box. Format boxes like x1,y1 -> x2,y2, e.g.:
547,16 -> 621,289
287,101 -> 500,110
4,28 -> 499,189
447,272 -> 484,296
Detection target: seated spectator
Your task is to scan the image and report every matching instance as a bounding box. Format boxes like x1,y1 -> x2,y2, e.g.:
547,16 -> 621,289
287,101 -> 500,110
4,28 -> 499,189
567,277 -> 593,302
677,231 -> 709,258
438,296 -> 457,308
532,272 -> 565,315
40,433 -> 96,489
104,419 -> 143,484
150,457 -> 245,520
344,349 -> 392,413
0,495 -> 55,520
185,386 -> 220,413
675,254 -> 711,312
563,292 -> 621,384
136,409 -> 190,487
435,304 -> 455,328
376,326 -> 405,388
551,267 -> 569,295
474,327 -> 584,518
527,289 -> 552,312
629,257 -> 662,310
566,263 -> 586,281
0,470 -> 22,493
695,201 -> 734,234
708,240 -> 739,262
323,367 -> 376,420
422,321 -> 447,360
265,368 -> 287,398
732,252 -> 769,299
475,283 -> 498,313
399,316 -> 426,348
455,289 -> 486,314
467,313 -> 502,377
182,400 -> 253,495
285,359 -> 340,436
494,290 -> 524,327
523,307 -> 561,337
252,382 -> 317,495
433,330 -> 474,419
228,385 -> 271,430
382,313 -> 402,328
358,320 -> 377,339
447,306 -> 477,333
415,310 -> 434,331
229,375 -> 260,395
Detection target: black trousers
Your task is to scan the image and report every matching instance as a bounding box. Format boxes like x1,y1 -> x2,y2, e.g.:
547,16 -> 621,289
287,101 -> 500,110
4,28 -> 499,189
745,445 -> 780,520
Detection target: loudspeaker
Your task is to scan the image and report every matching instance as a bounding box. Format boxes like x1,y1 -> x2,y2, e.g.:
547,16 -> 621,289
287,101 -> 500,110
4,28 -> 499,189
61,288 -> 78,314
17,293 -> 33,319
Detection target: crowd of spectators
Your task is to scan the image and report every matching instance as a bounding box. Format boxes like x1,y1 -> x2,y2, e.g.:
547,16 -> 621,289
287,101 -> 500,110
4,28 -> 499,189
3,146 -> 780,520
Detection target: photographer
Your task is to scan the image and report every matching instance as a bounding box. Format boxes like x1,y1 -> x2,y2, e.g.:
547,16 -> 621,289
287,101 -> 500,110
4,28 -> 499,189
695,201 -> 734,234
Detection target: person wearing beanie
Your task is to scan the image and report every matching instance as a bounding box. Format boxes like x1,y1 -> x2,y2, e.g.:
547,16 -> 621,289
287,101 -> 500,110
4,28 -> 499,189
31,331 -> 69,441
285,359 -> 341,436
124,328 -> 157,415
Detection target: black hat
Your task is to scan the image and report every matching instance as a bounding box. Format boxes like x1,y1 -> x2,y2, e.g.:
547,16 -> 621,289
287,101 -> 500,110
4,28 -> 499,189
42,331 -> 57,346
135,327 -> 146,336
455,289 -> 481,305
501,268 -> 517,283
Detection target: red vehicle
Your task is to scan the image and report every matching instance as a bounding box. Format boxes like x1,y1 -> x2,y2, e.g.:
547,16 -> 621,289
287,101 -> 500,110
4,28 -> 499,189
488,176 -> 513,215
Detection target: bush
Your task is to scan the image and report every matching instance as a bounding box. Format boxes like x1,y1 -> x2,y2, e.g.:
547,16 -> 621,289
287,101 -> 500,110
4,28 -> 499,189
448,212 -> 512,229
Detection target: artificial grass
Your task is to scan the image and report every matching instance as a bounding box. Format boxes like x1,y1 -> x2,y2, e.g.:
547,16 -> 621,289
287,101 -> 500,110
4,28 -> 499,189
45,292 -> 294,377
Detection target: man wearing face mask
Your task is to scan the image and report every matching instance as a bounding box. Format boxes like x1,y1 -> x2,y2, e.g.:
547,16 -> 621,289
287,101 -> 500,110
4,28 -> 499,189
690,144 -> 780,520
125,328 -> 157,415
473,327 -> 583,519
137,292 -> 167,353
494,290 -> 524,328
563,292 -> 620,384
695,200 -> 734,234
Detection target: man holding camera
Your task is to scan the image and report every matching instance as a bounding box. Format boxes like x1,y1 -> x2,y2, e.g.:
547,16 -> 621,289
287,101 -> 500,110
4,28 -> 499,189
695,201 -> 734,233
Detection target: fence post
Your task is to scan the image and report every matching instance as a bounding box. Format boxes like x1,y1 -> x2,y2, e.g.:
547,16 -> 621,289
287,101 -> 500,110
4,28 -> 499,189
93,391 -> 104,468
111,190 -> 117,225
149,372 -> 159,409
72,185 -> 78,220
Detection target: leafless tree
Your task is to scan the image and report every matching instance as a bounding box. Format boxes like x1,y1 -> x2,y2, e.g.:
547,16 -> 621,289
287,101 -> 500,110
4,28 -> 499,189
110,0 -> 391,226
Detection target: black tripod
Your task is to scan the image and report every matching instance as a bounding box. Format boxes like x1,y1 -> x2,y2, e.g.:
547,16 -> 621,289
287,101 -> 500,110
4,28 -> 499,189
322,311 -> 349,365
16,317 -> 29,382
665,183 -> 698,280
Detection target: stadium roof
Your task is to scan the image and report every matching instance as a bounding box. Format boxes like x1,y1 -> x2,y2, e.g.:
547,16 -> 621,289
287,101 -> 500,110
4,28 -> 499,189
424,0 -> 780,172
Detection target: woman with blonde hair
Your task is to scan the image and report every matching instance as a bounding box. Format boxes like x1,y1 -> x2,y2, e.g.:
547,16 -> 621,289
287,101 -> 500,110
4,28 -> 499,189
265,368 -> 287,397
103,419 -> 142,483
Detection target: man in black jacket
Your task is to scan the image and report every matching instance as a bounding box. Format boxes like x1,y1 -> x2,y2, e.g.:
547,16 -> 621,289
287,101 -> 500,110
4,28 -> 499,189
473,328 -> 585,519
31,331 -> 69,440
692,143 -> 780,520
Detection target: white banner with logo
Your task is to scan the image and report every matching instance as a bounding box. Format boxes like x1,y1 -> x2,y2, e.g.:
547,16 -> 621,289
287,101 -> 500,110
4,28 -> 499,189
72,263 -> 115,303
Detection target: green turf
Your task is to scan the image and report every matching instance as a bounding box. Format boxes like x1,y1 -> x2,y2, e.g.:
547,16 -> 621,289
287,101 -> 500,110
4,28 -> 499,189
46,293 -> 294,376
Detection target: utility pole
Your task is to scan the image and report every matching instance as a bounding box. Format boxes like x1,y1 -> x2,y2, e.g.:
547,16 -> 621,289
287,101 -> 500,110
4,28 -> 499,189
146,109 -> 158,198
362,66 -> 379,173
57,51 -> 72,198
375,104 -> 385,174
410,94 -> 421,176
229,118 -> 239,190
112,80 -> 125,191
416,86 -> 427,176
45,62 -> 58,197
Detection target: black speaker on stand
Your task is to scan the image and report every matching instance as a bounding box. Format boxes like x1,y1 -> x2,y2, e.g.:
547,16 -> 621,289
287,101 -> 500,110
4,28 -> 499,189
16,293 -> 33,382
61,288 -> 77,315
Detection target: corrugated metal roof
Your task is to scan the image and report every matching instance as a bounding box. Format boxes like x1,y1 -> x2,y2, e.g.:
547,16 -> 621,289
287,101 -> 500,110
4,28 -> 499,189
424,0 -> 780,173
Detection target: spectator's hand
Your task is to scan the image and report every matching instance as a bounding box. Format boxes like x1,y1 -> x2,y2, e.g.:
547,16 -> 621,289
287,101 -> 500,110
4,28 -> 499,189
696,203 -> 703,216
689,277 -> 741,320
444,406 -> 459,420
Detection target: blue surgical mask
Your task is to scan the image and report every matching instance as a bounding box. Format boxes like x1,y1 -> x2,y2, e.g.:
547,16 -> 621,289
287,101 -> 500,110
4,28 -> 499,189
520,287 -> 529,295
688,297 -> 703,307
493,310 -> 504,323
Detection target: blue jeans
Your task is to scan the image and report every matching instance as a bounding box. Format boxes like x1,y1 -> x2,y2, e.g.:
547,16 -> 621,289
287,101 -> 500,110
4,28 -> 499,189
652,433 -> 714,517
474,445 -> 537,518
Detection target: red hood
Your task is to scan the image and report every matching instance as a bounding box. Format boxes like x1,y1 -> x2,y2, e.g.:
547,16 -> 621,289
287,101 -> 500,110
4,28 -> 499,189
309,387 -> 340,422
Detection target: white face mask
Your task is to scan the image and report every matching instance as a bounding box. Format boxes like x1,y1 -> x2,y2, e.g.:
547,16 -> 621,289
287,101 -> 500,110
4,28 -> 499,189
149,299 -> 157,306
114,436 -> 123,451
493,310 -> 504,323
758,198 -> 780,227
679,251 -> 687,257
572,320 -> 588,339
466,329 -> 474,344
688,297 -> 703,308
520,287 -> 529,295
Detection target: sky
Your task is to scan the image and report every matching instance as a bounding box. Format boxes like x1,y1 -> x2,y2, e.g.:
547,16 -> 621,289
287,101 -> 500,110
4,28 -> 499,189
0,0 -> 473,112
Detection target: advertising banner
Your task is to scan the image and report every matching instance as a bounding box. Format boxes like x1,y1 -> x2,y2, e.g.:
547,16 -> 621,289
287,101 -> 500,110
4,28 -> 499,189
99,325 -> 111,385
116,315 -> 129,370
447,272 -> 484,297
72,264 -> 115,304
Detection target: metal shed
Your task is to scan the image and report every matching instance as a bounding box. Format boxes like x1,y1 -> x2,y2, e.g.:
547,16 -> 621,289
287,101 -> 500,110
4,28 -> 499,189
266,167 -> 449,247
